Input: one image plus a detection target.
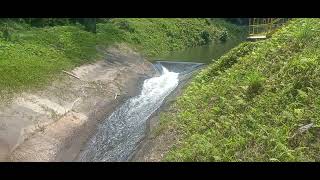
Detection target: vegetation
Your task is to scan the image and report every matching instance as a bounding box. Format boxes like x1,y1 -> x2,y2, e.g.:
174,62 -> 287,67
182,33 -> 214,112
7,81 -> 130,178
3,18 -> 319,162
0,20 -> 99,100
158,18 -> 320,161
104,18 -> 245,57
0,18 -> 244,100
0,19 -> 94,99
0,18 -> 97,32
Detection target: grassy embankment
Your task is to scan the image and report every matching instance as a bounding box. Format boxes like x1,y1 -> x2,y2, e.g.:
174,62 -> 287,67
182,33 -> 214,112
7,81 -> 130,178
157,18 -> 320,162
0,18 -> 244,101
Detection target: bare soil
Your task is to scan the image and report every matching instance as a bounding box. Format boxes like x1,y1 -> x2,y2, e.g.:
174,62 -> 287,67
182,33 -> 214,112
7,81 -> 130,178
0,44 -> 157,162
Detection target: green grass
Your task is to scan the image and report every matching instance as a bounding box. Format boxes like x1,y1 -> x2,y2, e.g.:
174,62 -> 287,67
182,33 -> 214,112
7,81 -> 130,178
159,18 -> 320,162
0,18 -> 244,100
0,24 -> 98,100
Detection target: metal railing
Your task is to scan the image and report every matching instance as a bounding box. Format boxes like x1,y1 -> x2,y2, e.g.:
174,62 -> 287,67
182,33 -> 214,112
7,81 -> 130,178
248,18 -> 290,37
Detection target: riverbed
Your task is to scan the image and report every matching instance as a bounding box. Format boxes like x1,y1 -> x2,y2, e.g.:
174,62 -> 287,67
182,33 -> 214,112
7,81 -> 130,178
76,62 -> 203,161
76,39 -> 243,162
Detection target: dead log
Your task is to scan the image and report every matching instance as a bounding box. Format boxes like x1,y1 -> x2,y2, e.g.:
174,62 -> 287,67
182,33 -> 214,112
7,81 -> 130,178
62,70 -> 81,80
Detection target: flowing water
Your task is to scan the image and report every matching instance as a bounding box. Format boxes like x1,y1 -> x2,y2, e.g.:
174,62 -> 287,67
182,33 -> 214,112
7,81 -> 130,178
77,38 -> 241,161
77,65 -> 181,161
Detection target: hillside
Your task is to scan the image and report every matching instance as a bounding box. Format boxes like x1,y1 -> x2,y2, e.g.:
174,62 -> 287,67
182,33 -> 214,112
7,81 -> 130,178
0,18 -> 244,101
157,18 -> 320,161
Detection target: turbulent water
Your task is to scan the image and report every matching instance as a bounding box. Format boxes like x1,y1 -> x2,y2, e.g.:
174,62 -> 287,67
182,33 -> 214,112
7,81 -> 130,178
77,65 -> 179,162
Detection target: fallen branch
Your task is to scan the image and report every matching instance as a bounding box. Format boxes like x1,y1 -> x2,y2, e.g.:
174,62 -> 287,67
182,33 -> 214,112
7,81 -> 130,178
62,70 -> 81,80
63,98 -> 82,115
289,123 -> 314,139
298,123 -> 314,134
70,98 -> 81,110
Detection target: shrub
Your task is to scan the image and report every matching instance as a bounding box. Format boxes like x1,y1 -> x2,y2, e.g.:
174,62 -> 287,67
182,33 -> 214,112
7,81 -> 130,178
219,31 -> 228,42
200,30 -> 212,45
245,71 -> 265,99
1,27 -> 11,41
116,20 -> 135,32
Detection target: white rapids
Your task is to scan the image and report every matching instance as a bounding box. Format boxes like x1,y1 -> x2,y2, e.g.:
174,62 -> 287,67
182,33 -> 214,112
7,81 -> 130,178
77,65 -> 179,161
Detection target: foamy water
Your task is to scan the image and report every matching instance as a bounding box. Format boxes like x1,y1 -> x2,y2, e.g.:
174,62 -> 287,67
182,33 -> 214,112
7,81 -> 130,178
77,66 -> 179,161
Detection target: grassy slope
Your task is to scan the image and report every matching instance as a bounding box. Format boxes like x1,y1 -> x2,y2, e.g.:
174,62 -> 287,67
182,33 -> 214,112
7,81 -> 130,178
0,18 -> 244,100
160,18 -> 320,162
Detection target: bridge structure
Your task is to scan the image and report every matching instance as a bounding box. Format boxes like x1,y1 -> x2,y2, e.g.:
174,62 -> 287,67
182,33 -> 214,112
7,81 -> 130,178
247,18 -> 291,40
